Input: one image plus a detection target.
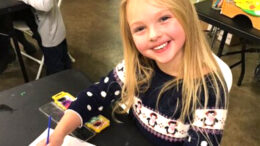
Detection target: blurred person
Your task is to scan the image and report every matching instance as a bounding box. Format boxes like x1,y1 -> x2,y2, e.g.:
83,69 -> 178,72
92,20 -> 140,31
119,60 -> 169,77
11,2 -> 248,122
19,0 -> 72,75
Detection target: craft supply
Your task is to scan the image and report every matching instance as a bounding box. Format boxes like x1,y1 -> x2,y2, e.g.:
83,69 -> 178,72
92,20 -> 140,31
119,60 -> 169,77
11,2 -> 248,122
46,116 -> 52,144
52,91 -> 76,110
86,115 -> 110,133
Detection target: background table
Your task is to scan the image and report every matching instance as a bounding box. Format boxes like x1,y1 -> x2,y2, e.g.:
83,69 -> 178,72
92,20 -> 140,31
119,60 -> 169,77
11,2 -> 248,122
195,0 -> 260,42
195,0 -> 260,86
0,69 -> 151,146
0,0 -> 28,15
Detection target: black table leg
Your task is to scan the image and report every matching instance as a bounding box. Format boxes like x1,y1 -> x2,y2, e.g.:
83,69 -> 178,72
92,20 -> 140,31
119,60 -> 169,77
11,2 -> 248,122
237,41 -> 247,86
217,30 -> 228,57
10,28 -> 29,82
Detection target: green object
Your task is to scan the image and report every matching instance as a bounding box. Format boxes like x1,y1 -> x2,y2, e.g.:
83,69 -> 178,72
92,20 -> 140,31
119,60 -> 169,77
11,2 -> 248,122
242,9 -> 260,17
20,91 -> 26,96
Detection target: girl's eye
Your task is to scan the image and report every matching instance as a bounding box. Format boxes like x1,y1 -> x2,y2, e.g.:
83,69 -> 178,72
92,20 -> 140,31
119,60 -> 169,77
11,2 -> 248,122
160,16 -> 170,22
134,26 -> 145,33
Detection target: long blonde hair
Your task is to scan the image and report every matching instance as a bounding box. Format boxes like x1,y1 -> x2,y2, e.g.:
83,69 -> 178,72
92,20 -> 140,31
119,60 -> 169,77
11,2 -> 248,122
113,0 -> 228,123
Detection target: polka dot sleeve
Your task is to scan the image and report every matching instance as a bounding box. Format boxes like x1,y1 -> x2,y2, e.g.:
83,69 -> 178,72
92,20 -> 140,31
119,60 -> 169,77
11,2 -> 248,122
68,68 -> 122,125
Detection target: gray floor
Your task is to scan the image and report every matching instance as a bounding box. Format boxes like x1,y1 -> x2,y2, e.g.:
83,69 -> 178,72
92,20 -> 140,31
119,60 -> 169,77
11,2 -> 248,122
0,0 -> 260,145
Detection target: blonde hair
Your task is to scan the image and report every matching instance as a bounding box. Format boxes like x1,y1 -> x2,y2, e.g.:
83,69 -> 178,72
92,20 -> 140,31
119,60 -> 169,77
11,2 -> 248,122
113,0 -> 228,124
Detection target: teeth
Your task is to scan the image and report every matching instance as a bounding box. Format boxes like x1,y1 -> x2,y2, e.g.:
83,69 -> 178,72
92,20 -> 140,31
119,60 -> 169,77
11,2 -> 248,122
154,42 -> 167,50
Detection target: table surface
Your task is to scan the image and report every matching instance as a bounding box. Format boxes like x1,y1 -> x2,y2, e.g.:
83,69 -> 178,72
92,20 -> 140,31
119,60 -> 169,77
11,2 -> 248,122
0,0 -> 28,15
0,69 -> 151,146
195,0 -> 260,42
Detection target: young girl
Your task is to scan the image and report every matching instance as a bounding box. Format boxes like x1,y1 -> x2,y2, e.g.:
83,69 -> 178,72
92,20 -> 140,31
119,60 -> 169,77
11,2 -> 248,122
38,0 -> 232,145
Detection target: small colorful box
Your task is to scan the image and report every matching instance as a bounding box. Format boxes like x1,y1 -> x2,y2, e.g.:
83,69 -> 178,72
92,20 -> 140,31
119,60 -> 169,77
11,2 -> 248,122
86,115 -> 110,133
52,91 -> 76,110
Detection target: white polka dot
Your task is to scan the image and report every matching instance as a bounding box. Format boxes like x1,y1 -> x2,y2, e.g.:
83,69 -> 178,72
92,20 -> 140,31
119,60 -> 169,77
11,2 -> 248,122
98,106 -> 103,111
87,105 -> 92,111
104,77 -> 109,83
188,136 -> 191,142
200,141 -> 208,146
114,90 -> 120,96
101,91 -> 107,98
86,91 -> 93,97
94,82 -> 99,84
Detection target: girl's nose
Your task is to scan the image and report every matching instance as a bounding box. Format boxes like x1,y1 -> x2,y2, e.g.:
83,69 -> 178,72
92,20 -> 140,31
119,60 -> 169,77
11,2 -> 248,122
149,26 -> 161,42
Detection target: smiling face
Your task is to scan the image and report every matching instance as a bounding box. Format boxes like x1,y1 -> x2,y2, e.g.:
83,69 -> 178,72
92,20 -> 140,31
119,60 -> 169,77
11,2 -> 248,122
126,0 -> 186,68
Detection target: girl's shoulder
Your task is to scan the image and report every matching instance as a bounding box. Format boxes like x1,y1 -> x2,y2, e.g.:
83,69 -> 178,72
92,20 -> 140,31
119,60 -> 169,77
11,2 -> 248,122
212,54 -> 233,92
202,54 -> 232,92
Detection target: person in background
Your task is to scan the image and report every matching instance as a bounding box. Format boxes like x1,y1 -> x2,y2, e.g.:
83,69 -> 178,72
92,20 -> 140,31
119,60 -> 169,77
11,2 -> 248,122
13,8 -> 39,56
19,0 -> 71,75
37,0 -> 232,145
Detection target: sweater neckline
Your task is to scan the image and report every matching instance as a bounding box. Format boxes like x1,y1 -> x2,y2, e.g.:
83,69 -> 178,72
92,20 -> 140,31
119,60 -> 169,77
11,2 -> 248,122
154,63 -> 176,79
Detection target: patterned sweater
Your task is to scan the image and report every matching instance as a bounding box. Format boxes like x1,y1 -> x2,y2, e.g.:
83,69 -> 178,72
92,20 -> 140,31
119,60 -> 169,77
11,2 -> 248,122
68,61 -> 228,146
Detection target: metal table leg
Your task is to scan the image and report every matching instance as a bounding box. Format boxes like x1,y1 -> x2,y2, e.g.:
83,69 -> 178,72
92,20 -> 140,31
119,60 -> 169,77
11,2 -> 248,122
217,30 -> 228,57
10,29 -> 29,82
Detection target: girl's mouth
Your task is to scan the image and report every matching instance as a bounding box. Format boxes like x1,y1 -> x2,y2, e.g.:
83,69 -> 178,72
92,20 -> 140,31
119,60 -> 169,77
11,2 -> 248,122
153,41 -> 170,53
154,42 -> 168,50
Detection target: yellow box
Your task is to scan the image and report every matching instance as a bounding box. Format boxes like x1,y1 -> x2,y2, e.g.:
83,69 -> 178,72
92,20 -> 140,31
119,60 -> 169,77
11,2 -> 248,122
86,115 -> 110,133
52,91 -> 76,110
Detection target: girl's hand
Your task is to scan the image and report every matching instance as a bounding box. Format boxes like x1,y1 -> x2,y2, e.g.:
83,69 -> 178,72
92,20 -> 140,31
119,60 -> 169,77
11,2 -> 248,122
36,138 -> 48,146
36,110 -> 81,146
36,134 -> 64,146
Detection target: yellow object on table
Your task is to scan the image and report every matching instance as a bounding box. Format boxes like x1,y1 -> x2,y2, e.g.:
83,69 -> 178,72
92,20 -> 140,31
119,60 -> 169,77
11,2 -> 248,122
234,0 -> 260,17
86,115 -> 110,133
52,91 -> 76,110
221,0 -> 260,30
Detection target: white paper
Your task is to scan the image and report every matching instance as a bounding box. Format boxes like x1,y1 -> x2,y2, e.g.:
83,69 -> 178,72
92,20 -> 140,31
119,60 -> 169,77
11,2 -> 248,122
29,128 -> 95,146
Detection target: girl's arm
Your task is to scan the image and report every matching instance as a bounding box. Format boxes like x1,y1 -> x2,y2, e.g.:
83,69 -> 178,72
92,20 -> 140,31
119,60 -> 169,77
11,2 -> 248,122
38,61 -> 125,146
68,61 -> 124,125
36,110 -> 81,146
184,108 -> 227,146
21,0 -> 54,12
184,78 -> 228,146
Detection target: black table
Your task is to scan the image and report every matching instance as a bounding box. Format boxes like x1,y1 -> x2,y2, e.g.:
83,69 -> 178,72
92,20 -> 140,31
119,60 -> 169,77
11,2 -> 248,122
0,69 -> 151,146
195,0 -> 260,86
0,0 -> 29,82
0,0 -> 28,15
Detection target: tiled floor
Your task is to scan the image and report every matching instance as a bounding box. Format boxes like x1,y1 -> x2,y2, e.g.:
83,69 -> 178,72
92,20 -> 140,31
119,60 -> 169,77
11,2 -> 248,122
0,0 -> 259,145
